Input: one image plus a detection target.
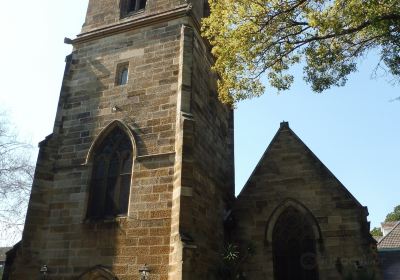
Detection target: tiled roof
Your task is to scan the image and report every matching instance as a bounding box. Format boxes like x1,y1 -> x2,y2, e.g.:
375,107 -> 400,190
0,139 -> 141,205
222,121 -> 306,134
378,221 -> 400,249
381,221 -> 399,228
0,247 -> 11,262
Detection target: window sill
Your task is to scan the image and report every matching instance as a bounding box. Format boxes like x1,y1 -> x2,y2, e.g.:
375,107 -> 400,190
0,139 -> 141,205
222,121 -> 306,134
115,83 -> 127,87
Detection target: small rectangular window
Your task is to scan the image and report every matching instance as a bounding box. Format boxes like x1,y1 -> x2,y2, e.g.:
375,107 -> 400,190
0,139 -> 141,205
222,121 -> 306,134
115,63 -> 129,86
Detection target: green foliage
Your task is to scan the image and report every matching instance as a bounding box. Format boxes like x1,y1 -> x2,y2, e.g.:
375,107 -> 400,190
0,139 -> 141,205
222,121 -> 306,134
202,0 -> 400,106
223,244 -> 240,262
370,227 -> 383,237
0,266 -> 3,279
216,243 -> 255,280
385,205 -> 400,222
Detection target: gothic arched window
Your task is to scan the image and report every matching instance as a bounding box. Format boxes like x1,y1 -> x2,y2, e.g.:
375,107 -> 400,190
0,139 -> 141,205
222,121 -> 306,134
272,206 -> 319,280
87,126 -> 133,219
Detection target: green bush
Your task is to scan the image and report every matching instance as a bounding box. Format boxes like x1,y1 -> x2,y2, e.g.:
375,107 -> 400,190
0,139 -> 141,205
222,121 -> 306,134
216,243 -> 255,280
370,227 -> 383,237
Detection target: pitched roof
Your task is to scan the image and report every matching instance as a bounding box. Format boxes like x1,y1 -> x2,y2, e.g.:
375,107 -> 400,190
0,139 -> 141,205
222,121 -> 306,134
0,247 -> 11,262
378,221 -> 400,249
382,221 -> 399,236
237,122 -> 363,209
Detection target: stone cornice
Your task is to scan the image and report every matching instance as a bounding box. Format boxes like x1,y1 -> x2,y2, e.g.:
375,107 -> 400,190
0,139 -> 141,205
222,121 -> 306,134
73,4 -> 200,44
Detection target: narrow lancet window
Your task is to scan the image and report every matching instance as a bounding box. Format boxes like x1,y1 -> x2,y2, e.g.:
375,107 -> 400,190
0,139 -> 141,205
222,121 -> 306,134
87,126 -> 133,219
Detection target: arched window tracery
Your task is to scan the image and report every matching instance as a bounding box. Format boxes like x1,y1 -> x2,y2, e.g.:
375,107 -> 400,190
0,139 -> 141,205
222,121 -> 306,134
272,206 -> 319,280
87,126 -> 133,219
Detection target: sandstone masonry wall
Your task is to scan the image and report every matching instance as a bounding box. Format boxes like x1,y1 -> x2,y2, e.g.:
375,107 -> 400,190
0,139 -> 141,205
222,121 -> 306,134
177,26 -> 235,279
10,16 -> 186,280
233,124 -> 378,280
82,0 -> 206,34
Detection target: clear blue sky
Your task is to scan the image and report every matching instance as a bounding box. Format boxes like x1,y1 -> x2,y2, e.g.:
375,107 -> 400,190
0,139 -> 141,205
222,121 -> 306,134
0,1 -> 398,243
235,54 -> 400,229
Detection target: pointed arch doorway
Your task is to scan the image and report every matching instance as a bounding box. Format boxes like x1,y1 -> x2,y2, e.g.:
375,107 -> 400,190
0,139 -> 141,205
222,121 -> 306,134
272,206 -> 319,280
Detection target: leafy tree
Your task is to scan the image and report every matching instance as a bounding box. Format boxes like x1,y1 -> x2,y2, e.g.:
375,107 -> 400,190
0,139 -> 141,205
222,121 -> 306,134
0,111 -> 34,245
370,227 -> 383,237
385,205 -> 400,222
202,0 -> 400,106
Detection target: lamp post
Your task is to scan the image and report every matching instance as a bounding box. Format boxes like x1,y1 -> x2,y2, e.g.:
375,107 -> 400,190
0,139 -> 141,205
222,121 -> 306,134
138,264 -> 150,280
40,265 -> 48,279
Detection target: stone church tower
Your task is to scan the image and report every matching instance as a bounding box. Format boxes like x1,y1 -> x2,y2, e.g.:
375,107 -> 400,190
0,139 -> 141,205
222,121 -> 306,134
4,1 -> 379,280
5,1 -> 234,279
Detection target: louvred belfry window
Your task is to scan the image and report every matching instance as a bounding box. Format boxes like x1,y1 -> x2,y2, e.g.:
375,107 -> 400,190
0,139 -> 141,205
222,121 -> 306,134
127,0 -> 147,13
87,127 -> 133,219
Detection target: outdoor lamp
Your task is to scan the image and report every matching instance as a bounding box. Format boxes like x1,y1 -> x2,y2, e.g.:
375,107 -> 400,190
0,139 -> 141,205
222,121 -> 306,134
40,265 -> 48,279
139,264 -> 150,280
